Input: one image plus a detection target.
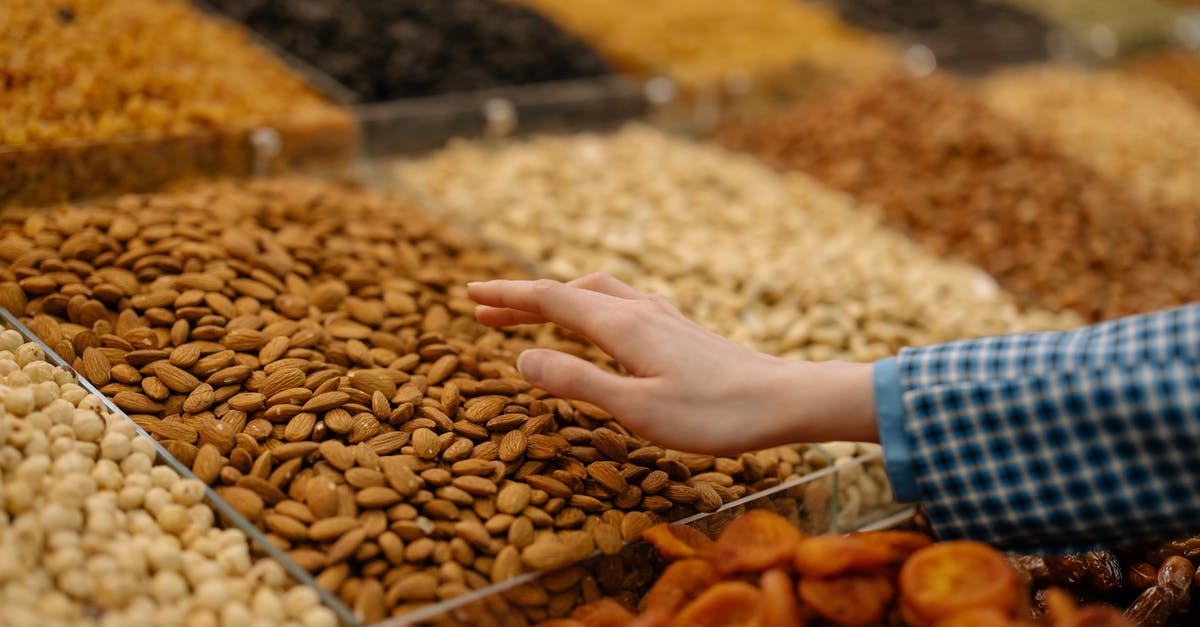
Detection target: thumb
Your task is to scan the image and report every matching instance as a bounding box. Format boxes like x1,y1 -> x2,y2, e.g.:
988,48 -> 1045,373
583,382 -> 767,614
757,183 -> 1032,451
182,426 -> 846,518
517,349 -> 631,411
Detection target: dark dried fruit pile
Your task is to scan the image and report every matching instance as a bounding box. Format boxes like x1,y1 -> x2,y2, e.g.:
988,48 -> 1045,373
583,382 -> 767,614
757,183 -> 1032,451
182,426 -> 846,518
205,0 -> 612,101
717,72 -> 1200,322
821,0 -> 1053,71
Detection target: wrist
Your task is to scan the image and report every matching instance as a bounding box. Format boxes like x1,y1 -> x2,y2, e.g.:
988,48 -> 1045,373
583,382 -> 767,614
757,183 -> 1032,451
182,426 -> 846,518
772,360 -> 879,445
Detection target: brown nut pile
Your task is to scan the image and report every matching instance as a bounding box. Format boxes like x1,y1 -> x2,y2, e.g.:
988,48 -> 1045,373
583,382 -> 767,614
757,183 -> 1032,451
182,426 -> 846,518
980,65 -> 1200,209
0,329 -> 340,627
0,0 -> 356,206
0,178 -> 832,623
1125,49 -> 1200,111
718,72 -> 1199,323
1014,537 -> 1200,626
399,124 -> 1077,365
507,0 -> 895,90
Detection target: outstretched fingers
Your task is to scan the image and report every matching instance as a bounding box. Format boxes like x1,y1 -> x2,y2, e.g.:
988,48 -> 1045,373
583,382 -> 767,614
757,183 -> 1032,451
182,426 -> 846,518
516,349 -> 639,415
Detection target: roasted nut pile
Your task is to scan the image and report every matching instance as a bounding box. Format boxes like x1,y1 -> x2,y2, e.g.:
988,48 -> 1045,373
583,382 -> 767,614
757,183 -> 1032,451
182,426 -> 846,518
1014,536 -> 1200,626
820,0 -> 1052,70
718,72 -> 1199,323
0,178 -> 838,622
1125,50 -> 1200,110
206,0 -> 612,101
979,66 -> 1200,209
505,0 -> 895,90
0,329 -> 339,627
400,124 -> 1077,364
1,0 -> 355,207
537,510 -> 1133,626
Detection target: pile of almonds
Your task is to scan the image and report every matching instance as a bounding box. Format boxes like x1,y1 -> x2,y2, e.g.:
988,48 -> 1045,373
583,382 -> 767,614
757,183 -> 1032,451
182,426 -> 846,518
0,328 -> 340,627
980,65 -> 1200,209
718,72 -> 1199,322
0,178 -> 835,623
398,125 -> 1077,364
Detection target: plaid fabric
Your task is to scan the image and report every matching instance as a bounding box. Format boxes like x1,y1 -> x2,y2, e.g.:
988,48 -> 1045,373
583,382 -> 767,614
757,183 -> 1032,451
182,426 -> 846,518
880,303 -> 1200,553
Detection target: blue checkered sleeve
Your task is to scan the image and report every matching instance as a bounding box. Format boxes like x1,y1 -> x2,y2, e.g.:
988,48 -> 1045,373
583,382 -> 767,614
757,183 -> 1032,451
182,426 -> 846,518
874,303 -> 1200,554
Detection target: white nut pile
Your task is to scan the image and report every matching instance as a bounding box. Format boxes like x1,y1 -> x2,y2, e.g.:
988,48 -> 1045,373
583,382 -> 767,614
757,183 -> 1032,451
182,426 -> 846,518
980,65 -> 1200,209
399,125 -> 1079,364
0,328 -> 340,627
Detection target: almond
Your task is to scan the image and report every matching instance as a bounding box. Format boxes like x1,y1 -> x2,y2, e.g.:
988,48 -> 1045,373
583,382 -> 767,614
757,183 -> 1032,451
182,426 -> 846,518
325,528 -> 367,566
526,434 -> 566,461
450,458 -> 494,477
308,516 -> 360,542
216,486 -> 264,521
379,457 -> 422,497
451,475 -> 497,497
318,440 -> 356,471
355,487 -> 403,508
462,396 -> 506,423
79,347 -> 111,386
153,361 -> 200,392
498,429 -> 527,462
264,513 -> 309,541
496,482 -> 532,515
586,461 -> 628,494
223,328 -> 268,351
260,367 -> 306,398
590,427 -> 627,462
302,390 -> 349,413
491,545 -> 523,583
411,428 -> 440,460
112,391 -> 163,414
593,522 -> 623,555
640,470 -> 670,494
192,443 -> 226,485
525,474 -> 573,499
305,477 -> 341,519
228,392 -> 266,412
183,383 -> 215,413
283,412 -> 316,441
385,572 -> 438,604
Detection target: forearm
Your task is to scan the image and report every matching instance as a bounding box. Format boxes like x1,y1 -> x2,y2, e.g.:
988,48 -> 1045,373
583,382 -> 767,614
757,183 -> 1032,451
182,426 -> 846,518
878,303 -> 1200,553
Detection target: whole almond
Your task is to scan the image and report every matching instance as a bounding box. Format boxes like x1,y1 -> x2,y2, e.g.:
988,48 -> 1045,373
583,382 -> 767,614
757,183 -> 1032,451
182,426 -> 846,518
462,396 -> 506,423
303,391 -> 350,413
498,430 -> 527,462
386,572 -> 438,603
305,477 -> 341,519
592,522 -> 623,555
345,468 -> 386,489
492,545 -> 523,583
450,458 -> 493,476
526,434 -> 565,461
525,474 -> 572,499
79,347 -> 111,385
192,443 -> 226,485
508,517 -> 535,548
154,361 -> 201,392
451,475 -> 497,496
217,486 -> 263,521
308,516 -> 360,542
590,428 -> 628,462
260,367 -> 306,398
411,428 -> 440,460
693,481 -> 723,513
379,457 -> 422,497
355,487 -> 403,508
319,440 -> 356,471
224,328 -> 268,351
621,511 -> 654,542
284,412 -> 317,441
640,470 -> 669,494
113,391 -> 163,414
586,461 -> 628,494
264,513 -> 309,541
325,528 -> 367,566
496,482 -> 532,515
183,383 -> 215,413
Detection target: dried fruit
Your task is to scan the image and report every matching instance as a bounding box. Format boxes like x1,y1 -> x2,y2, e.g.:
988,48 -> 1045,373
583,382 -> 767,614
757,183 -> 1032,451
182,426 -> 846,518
799,574 -> 895,627
641,524 -> 715,561
671,581 -> 761,627
900,541 -> 1023,624
794,534 -> 898,578
641,559 -> 720,619
714,509 -> 803,574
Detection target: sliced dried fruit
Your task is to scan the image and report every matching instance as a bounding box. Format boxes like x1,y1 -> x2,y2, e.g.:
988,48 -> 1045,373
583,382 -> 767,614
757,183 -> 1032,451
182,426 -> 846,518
900,541 -> 1022,624
714,509 -> 804,574
642,559 -> 720,618
571,598 -> 636,627
672,581 -> 761,627
641,523 -> 716,561
760,568 -> 802,627
798,574 -> 894,627
794,534 -> 897,578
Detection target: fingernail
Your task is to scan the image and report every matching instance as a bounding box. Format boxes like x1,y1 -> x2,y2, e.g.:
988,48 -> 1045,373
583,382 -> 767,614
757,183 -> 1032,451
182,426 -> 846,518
516,350 -> 543,384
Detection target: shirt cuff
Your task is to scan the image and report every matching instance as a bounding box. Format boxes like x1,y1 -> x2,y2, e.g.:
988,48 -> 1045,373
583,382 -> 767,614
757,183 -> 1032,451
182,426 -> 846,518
874,357 -> 920,502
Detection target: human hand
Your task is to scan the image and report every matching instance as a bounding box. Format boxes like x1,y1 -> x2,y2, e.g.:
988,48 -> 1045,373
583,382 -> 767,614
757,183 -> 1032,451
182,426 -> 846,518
467,274 -> 877,455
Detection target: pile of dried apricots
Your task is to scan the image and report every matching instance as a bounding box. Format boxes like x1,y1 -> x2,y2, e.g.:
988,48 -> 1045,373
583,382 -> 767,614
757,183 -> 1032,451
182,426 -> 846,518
537,509 -> 1132,627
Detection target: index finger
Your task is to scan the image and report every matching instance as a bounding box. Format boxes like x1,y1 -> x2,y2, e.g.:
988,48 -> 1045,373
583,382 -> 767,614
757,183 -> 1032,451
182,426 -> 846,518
467,279 -> 622,340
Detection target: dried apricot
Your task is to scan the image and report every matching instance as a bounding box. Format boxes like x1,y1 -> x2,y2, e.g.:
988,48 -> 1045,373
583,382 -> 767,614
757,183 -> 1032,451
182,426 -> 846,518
851,530 -> 933,557
714,509 -> 805,574
899,541 -> 1022,624
572,598 -> 636,627
672,581 -> 762,627
797,574 -> 895,627
641,523 -> 716,560
536,621 -> 586,627
642,559 -> 720,617
794,535 -> 896,578
760,568 -> 803,627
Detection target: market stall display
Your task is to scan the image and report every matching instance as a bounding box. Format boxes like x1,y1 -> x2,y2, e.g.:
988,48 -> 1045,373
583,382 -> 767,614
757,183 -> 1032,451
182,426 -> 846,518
399,124 -> 1078,364
1013,537 -> 1200,626
504,0 -> 896,94
993,0 -> 1181,55
0,326 -> 344,627
0,0 -> 357,207
547,510 -> 1133,627
817,0 -> 1054,71
202,0 -> 613,102
0,178 -> 846,622
1125,49 -> 1200,109
979,65 -> 1200,208
717,72 -> 1198,323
